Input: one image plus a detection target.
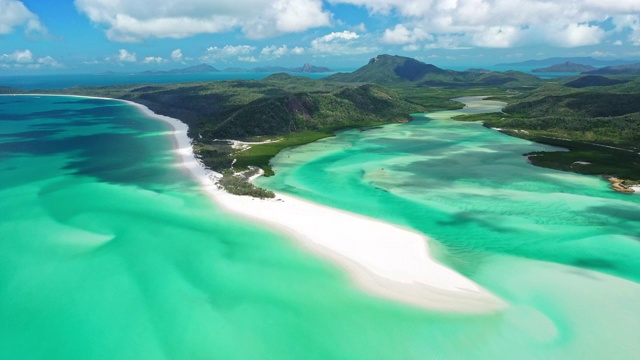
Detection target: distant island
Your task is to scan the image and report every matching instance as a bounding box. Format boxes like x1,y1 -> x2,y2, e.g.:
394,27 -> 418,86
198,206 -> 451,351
497,57 -> 634,67
27,53 -> 640,194
137,64 -> 220,75
532,61 -> 596,73
129,63 -> 333,75
584,62 -> 640,75
225,63 -> 333,73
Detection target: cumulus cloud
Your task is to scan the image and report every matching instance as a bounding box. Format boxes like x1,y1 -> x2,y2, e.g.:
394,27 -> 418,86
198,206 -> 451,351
171,49 -> 183,62
310,31 -> 377,55
0,0 -> 46,35
613,15 -> 640,45
261,45 -> 289,59
382,24 -> 432,44
259,44 -> 305,59
143,56 -> 165,64
74,0 -> 331,42
0,49 -> 61,68
0,49 -> 33,63
291,46 -> 306,55
117,49 -> 137,62
547,23 -> 606,48
332,0 -> 640,48
36,56 -> 63,68
471,26 -> 521,48
239,56 -> 258,62
201,45 -> 256,62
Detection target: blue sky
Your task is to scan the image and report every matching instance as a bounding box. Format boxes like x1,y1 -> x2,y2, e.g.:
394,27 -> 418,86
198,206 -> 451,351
1,0 -> 640,74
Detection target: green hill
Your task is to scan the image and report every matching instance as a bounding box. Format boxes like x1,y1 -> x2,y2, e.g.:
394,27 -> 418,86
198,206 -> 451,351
532,62 -> 596,73
585,63 -> 640,75
326,54 -> 449,84
326,54 -> 542,88
564,75 -> 629,88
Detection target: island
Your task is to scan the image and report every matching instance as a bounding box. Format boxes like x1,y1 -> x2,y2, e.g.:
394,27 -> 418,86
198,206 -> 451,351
531,61 -> 596,73
21,54 -> 640,194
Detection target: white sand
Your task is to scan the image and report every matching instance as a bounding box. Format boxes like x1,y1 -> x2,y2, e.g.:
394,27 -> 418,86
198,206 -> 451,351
15,94 -> 506,313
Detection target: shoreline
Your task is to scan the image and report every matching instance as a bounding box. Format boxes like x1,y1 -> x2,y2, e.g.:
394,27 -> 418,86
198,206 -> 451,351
8,94 -> 506,313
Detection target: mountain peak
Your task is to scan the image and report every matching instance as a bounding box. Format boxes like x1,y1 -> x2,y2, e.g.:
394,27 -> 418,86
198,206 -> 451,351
328,54 -> 447,84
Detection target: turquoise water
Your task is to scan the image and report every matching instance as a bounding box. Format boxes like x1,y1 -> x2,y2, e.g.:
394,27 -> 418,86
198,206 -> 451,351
258,97 -> 640,358
2,95 -> 640,359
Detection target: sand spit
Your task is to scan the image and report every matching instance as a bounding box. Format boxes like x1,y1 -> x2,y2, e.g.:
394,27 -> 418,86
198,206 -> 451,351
12,94 -> 506,313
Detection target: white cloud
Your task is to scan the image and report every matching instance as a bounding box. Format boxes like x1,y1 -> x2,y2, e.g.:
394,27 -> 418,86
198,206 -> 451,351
382,24 -> 432,44
118,49 -> 137,62
613,15 -> 640,45
291,46 -> 306,55
471,26 -> 521,48
402,44 -> 421,51
0,0 -> 46,34
0,49 -> 62,68
261,45 -> 289,59
260,44 -> 305,59
37,56 -> 62,67
547,23 -> 606,48
171,49 -> 183,62
353,23 -> 367,33
239,56 -> 258,62
333,0 -> 640,48
310,31 -> 377,55
0,49 -> 33,63
74,0 -> 331,42
201,45 -> 256,61
591,51 -> 615,57
318,30 -> 359,42
143,56 -> 165,64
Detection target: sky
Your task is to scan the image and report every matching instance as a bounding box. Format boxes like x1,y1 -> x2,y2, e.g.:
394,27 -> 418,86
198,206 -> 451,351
1,0 -> 640,74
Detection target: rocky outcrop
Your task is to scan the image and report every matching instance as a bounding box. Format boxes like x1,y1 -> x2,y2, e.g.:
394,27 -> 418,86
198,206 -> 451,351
607,177 -> 636,193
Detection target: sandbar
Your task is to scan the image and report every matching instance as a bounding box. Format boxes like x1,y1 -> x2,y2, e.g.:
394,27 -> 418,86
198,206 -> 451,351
11,94 -> 506,313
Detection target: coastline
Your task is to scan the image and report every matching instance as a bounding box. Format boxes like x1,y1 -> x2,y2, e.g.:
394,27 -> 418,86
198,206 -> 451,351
8,94 -> 506,313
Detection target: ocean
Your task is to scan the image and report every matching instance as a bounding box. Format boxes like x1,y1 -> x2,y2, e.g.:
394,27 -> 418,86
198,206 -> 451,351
0,72 -> 338,91
1,92 -> 639,359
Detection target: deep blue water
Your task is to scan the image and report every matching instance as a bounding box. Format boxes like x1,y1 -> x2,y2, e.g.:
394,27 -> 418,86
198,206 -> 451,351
0,72 -> 339,90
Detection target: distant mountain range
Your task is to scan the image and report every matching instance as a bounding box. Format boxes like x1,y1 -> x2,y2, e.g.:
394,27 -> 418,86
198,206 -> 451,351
132,63 -> 333,76
326,54 -> 541,87
225,63 -> 333,73
496,57 -> 635,67
532,61 -> 596,73
584,62 -> 640,75
136,63 -> 220,75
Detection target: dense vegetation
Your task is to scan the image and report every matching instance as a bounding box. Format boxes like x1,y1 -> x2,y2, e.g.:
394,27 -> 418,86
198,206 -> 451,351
218,169 -> 275,198
24,54 -> 640,194
585,62 -> 640,75
454,74 -> 640,184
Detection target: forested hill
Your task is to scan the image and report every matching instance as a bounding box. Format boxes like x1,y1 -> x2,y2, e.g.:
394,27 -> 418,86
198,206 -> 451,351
37,71 -> 431,139
454,74 -> 640,182
584,63 -> 640,75
326,54 -> 542,87
482,75 -> 640,149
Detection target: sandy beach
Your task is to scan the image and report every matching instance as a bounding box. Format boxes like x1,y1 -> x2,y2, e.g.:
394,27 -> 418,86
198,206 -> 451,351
129,99 -> 505,313
14,94 -> 505,313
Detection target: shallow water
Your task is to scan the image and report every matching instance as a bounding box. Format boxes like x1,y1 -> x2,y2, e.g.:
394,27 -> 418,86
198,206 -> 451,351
2,96 -> 639,359
258,96 -> 640,358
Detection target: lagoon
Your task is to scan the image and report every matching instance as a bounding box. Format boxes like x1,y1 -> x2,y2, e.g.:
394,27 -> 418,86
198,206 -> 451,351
1,95 -> 639,359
